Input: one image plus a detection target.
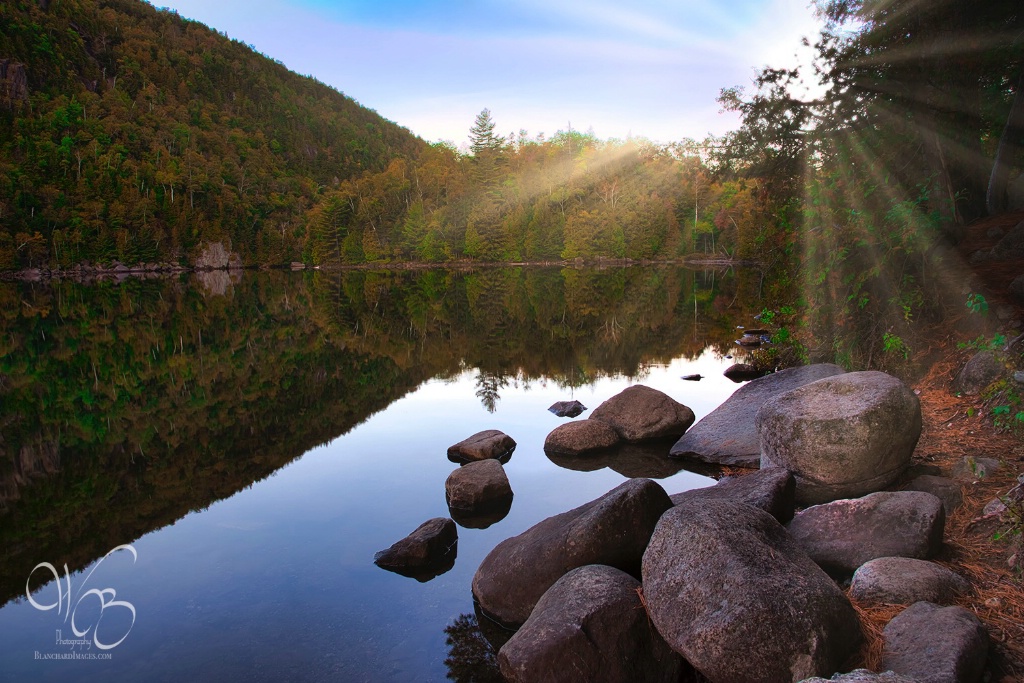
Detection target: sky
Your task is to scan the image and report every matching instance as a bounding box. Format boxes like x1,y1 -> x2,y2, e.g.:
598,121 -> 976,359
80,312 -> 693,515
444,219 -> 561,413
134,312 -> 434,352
151,0 -> 824,147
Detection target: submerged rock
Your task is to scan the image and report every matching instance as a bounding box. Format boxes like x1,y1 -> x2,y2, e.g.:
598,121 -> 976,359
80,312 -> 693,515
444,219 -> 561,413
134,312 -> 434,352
448,430 -> 516,463
758,371 -> 921,504
671,364 -> 846,468
497,565 -> 685,683
642,499 -> 861,682
472,478 -> 672,627
590,385 -> 695,442
373,517 -> 458,581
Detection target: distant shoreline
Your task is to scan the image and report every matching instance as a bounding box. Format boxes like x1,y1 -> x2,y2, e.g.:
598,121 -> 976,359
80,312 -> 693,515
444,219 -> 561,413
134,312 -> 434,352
0,255 -> 759,282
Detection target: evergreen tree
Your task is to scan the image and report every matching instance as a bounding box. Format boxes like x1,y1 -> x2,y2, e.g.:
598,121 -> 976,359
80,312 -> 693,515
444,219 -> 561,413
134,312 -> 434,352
469,109 -> 504,156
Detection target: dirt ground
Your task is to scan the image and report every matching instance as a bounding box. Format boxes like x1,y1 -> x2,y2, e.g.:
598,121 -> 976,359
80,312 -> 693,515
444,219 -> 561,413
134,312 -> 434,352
853,211 -> 1024,680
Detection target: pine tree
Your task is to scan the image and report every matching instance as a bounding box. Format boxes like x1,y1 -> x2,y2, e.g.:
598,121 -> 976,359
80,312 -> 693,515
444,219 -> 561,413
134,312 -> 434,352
468,108 -> 505,192
469,109 -> 503,156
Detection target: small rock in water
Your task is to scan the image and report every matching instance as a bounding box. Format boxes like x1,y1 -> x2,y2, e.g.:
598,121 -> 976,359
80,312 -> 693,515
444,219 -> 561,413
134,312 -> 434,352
446,459 -> 514,513
723,363 -> 767,382
448,430 -> 517,463
548,400 -> 587,418
681,374 -> 703,381
374,518 -> 458,581
544,420 -> 621,456
590,385 -> 695,442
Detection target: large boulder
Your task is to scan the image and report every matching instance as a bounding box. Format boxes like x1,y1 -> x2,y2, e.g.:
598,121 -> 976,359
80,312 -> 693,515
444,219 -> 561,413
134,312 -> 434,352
670,467 -> 796,523
448,429 -> 517,463
787,491 -> 945,576
849,557 -> 970,606
590,385 -> 695,442
881,602 -> 988,683
671,364 -> 847,468
758,371 -> 921,504
543,419 -> 621,455
953,350 -> 1004,395
373,518 -> 458,581
472,478 -> 672,627
642,499 -> 862,682
445,459 -> 513,512
497,565 -> 685,683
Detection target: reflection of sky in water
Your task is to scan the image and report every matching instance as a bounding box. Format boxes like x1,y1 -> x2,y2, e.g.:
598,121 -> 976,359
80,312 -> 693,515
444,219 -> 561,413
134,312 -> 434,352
0,350 -> 739,682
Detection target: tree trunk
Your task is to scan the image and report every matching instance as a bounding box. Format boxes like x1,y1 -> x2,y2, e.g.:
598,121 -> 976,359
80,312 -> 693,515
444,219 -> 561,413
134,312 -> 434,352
987,67 -> 1024,215
912,82 -> 962,240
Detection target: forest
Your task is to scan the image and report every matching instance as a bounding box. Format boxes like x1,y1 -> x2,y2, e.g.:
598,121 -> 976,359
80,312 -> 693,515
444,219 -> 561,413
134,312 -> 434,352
1,0 -> 1022,365
0,0 -> 423,268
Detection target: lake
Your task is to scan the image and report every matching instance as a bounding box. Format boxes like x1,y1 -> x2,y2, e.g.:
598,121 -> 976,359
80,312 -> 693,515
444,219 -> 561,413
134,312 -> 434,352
0,265 -> 770,682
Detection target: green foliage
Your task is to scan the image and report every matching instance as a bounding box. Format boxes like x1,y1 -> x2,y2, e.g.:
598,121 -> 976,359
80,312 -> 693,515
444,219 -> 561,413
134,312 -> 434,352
967,293 -> 989,316
958,333 -> 1006,351
882,332 -> 910,360
0,0 -> 424,268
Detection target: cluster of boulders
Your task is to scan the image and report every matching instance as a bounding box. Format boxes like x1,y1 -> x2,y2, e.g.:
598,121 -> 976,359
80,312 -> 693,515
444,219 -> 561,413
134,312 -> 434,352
469,365 -> 992,682
374,429 -> 518,579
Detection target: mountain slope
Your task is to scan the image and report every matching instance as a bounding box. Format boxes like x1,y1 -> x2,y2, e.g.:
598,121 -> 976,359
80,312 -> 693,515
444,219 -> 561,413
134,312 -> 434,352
0,0 -> 425,268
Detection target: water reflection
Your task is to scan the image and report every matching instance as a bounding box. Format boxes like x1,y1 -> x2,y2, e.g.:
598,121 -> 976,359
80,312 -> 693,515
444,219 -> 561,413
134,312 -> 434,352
448,496 -> 514,530
545,439 -> 696,479
0,265 -> 764,682
444,613 -> 504,683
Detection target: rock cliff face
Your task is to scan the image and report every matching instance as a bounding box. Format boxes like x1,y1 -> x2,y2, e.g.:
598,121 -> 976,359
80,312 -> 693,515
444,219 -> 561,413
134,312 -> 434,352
194,242 -> 243,270
0,60 -> 28,107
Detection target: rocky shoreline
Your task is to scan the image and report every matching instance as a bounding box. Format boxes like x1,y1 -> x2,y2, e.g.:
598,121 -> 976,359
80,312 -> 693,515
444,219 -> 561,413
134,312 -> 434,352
381,364 -> 1021,682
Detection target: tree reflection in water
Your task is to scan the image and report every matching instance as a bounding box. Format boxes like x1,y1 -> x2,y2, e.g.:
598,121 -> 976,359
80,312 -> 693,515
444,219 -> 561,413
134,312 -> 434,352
444,613 -> 504,683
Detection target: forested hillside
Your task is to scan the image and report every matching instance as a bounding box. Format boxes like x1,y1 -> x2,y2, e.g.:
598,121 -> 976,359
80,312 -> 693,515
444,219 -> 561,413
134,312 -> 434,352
304,124 -> 763,265
1,0 -> 1021,333
0,0 -> 424,269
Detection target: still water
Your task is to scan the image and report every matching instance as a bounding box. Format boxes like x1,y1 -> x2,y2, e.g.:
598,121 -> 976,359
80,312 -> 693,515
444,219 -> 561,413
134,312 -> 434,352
0,266 -> 767,682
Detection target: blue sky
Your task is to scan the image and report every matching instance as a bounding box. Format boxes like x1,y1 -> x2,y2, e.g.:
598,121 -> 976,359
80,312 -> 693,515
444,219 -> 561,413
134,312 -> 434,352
152,0 -> 823,146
